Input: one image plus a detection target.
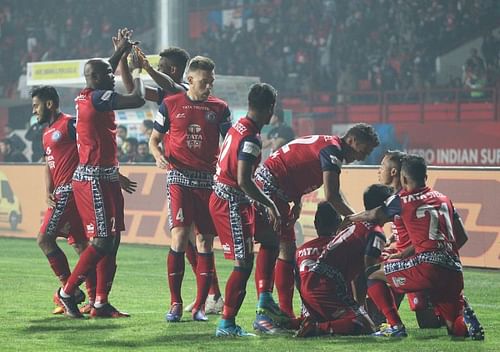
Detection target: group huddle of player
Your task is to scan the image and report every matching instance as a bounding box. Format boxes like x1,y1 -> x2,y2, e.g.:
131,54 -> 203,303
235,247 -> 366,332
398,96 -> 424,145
33,28 -> 484,340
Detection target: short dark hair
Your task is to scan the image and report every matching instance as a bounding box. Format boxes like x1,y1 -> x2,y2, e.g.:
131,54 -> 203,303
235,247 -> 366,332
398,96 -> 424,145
314,201 -> 341,236
138,141 -> 148,147
160,47 -> 190,71
383,150 -> 405,172
188,56 -> 215,72
125,137 -> 138,147
346,123 -> 380,147
31,86 -> 60,107
363,184 -> 393,210
142,119 -> 154,130
401,154 -> 427,185
248,83 -> 277,112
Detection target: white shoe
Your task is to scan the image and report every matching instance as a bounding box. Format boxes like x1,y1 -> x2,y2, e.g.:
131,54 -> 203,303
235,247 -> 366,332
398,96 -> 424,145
184,299 -> 195,312
205,294 -> 224,315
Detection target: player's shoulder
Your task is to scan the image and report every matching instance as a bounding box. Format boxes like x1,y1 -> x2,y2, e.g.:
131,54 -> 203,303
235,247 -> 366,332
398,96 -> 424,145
207,95 -> 229,107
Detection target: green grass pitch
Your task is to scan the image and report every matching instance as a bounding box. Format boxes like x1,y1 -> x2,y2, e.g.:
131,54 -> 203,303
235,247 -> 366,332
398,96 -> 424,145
0,237 -> 498,351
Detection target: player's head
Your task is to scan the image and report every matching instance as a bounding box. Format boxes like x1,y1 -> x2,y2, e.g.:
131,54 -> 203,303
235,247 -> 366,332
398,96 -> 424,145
159,47 -> 190,83
314,201 -> 342,237
248,83 -> 277,124
84,58 -> 115,90
378,150 -> 405,187
31,85 -> 60,124
363,184 -> 393,211
186,56 -> 215,100
341,123 -> 379,163
400,154 -> 427,189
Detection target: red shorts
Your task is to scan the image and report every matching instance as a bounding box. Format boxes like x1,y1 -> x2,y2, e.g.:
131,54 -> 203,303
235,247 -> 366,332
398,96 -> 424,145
72,178 -> 124,239
300,268 -> 362,322
384,255 -> 464,322
209,192 -> 254,260
39,186 -> 86,245
167,184 -> 215,234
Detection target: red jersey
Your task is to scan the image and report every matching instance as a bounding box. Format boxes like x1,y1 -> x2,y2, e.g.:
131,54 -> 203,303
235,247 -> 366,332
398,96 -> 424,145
263,135 -> 345,199
384,186 -> 459,254
391,190 -> 412,252
75,88 -> 119,167
296,236 -> 331,281
317,222 -> 386,282
214,117 -> 262,189
43,113 -> 79,187
154,93 -> 231,173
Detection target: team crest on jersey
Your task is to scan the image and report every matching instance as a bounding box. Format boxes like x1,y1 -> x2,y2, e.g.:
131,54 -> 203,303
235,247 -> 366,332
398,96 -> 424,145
51,130 -> 62,142
205,111 -> 217,123
86,223 -> 95,235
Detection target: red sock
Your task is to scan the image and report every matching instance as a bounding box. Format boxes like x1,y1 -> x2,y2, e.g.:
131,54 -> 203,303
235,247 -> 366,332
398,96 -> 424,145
185,241 -> 198,275
222,266 -> 252,320
208,255 -> 221,297
367,279 -> 402,326
167,249 -> 185,304
193,252 -> 214,311
46,248 -> 71,284
95,254 -> 116,304
85,269 -> 97,303
452,315 -> 467,337
63,245 -> 103,295
275,258 -> 295,317
255,245 -> 278,296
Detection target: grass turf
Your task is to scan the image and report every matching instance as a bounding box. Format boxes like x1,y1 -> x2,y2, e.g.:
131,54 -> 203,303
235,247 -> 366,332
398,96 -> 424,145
0,237 -> 497,351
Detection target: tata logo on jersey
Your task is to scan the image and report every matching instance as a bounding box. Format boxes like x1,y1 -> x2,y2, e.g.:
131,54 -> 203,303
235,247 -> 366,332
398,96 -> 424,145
86,223 -> 95,234
187,124 -> 203,149
175,113 -> 186,119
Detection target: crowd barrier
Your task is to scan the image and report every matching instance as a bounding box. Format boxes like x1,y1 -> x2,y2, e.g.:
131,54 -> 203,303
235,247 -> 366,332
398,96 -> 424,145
0,164 -> 498,268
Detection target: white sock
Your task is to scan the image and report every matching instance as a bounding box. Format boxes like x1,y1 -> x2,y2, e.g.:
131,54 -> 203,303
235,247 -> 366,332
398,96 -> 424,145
59,288 -> 71,298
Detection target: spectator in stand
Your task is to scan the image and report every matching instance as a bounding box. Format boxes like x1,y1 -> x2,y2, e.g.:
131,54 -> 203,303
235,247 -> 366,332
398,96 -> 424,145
138,119 -> 153,143
25,117 -> 46,162
119,137 -> 138,163
481,31 -> 499,69
464,48 -> 486,77
116,124 -> 127,153
0,139 -> 28,162
3,124 -> 26,153
262,108 -> 295,153
135,141 -> 155,163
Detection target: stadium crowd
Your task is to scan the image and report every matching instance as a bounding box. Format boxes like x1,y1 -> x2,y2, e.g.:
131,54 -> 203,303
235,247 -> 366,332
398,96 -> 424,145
190,0 -> 500,94
0,0 -> 155,98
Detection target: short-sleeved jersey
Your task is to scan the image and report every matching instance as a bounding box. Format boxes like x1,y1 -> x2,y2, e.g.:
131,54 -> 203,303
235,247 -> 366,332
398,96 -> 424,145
75,88 -> 118,167
263,135 -> 345,199
154,93 -> 231,173
296,236 -> 331,281
317,222 -> 386,282
43,113 -> 78,187
214,117 -> 262,189
383,186 -> 459,254
390,189 -> 411,251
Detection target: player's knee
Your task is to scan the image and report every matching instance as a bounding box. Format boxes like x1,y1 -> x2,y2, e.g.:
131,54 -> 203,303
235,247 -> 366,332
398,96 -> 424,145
72,241 -> 89,255
37,232 -> 56,253
91,236 -> 115,255
196,233 -> 214,253
279,241 -> 296,260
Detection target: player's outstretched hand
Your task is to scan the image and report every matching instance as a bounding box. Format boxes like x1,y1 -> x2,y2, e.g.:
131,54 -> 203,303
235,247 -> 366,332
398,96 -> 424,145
46,193 -> 56,208
268,205 -> 281,234
119,173 -> 138,194
130,46 -> 143,70
155,154 -> 168,169
134,47 -> 151,70
112,28 -> 139,53
286,202 -> 302,228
